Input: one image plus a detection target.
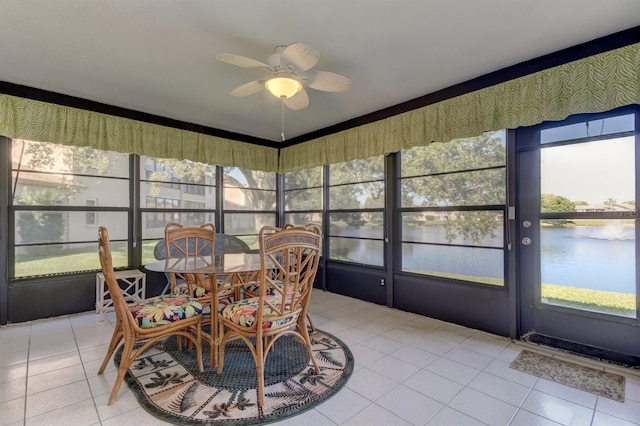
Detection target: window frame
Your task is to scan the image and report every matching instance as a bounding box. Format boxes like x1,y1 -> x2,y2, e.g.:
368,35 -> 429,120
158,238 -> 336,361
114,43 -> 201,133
327,156 -> 386,268
283,165 -> 324,231
397,132 -> 508,286
9,140 -> 132,278
139,156 -> 218,264
222,167 -> 277,250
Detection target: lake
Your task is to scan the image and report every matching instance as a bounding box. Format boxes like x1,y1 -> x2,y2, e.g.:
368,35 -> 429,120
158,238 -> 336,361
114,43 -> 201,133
340,224 -> 636,294
541,225 -> 635,294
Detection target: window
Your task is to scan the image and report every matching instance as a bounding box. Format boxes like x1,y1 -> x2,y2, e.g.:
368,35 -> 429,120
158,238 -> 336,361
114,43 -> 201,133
538,124 -> 636,315
328,157 -> 385,266
140,156 -> 216,263
11,140 -> 130,278
223,167 -> 276,249
284,166 -> 323,233
399,131 -> 507,285
85,199 -> 97,225
540,114 -> 635,144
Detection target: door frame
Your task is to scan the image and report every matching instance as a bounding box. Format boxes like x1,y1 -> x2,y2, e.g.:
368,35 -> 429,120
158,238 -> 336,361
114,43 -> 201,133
515,106 -> 640,359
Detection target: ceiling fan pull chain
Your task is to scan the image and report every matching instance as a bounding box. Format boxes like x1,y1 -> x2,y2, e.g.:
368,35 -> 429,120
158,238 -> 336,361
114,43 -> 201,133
281,98 -> 286,141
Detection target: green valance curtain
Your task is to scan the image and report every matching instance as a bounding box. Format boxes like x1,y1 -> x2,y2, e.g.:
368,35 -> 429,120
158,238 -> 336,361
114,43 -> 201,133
0,94 -> 279,172
1,42 -> 638,173
280,42 -> 640,171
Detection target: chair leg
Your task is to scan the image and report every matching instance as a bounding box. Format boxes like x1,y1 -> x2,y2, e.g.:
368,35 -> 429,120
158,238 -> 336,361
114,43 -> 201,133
209,338 -> 216,368
216,321 -> 226,374
98,321 -> 124,374
108,368 -> 127,406
177,333 -> 184,351
299,319 -> 320,374
210,298 -> 218,368
108,336 -> 135,405
306,313 -> 315,333
256,333 -> 266,407
194,323 -> 204,373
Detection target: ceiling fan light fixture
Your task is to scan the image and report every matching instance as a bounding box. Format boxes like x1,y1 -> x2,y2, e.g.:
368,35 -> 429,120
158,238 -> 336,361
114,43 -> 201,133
265,77 -> 301,99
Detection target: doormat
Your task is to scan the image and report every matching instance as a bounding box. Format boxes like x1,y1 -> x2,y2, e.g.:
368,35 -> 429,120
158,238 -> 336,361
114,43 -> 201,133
510,350 -> 625,402
115,329 -> 353,425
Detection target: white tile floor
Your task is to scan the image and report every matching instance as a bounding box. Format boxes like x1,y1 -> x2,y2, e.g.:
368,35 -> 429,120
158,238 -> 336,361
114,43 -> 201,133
2,290 -> 640,425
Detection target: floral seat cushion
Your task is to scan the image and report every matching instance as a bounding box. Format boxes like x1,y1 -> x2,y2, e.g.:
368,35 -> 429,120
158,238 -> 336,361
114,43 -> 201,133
129,294 -> 203,329
221,296 -> 299,329
242,280 -> 288,298
242,281 -> 266,297
174,282 -> 211,298
175,281 -> 236,301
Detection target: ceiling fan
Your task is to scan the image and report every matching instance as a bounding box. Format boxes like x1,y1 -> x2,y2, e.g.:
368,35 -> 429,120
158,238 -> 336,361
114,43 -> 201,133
216,42 -> 351,111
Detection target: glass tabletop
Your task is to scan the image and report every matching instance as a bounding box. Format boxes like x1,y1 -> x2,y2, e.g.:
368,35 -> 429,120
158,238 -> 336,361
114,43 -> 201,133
144,253 -> 263,274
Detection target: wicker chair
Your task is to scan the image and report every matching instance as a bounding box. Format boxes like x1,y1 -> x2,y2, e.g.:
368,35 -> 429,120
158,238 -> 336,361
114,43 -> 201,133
97,226 -> 204,405
163,222 -> 217,300
241,223 -> 318,331
217,225 -> 321,406
164,222 -> 238,366
153,232 -> 256,296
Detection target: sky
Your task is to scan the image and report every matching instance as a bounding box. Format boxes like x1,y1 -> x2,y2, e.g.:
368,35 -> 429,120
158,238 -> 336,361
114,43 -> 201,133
540,136 -> 635,205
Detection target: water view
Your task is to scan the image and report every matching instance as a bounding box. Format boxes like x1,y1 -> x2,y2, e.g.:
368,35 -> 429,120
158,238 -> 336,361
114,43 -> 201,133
541,224 -> 635,294
341,223 -> 636,295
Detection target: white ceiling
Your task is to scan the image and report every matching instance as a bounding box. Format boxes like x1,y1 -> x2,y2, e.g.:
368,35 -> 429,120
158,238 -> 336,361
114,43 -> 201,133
1,1 -> 639,143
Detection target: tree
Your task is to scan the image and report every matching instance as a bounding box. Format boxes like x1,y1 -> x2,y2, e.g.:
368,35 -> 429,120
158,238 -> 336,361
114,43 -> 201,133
401,132 -> 506,243
328,157 -> 385,210
15,141 -> 116,254
401,133 -> 505,207
223,167 -> 276,210
22,142 -> 112,175
283,167 -> 323,211
16,188 -> 65,256
541,194 -> 576,213
146,157 -> 215,198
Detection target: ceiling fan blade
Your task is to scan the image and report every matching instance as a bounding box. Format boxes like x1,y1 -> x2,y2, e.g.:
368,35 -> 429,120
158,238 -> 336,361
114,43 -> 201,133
216,53 -> 270,70
283,88 -> 309,110
230,80 -> 265,97
307,71 -> 351,92
281,43 -> 319,72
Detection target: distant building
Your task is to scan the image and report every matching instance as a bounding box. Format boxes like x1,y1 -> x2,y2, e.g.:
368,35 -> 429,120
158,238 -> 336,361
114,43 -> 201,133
575,203 -> 635,212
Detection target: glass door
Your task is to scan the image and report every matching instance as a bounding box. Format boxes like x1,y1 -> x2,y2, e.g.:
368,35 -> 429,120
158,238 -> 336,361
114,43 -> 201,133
517,110 -> 640,357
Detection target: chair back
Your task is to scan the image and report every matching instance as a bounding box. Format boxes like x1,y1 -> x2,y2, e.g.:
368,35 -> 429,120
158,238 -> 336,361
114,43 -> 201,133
256,225 -> 321,329
164,223 -> 216,289
164,223 -> 216,267
154,233 -> 251,261
98,227 -> 134,329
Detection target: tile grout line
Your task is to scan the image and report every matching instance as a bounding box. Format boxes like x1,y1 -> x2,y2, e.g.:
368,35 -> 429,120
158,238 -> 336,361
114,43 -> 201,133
22,323 -> 31,426
71,316 -> 105,424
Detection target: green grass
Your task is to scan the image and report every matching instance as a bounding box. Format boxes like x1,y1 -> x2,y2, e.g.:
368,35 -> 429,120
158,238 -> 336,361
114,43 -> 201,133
542,283 -> 635,316
405,269 -> 636,316
540,219 -> 635,227
15,248 -> 128,277
14,241 -> 152,278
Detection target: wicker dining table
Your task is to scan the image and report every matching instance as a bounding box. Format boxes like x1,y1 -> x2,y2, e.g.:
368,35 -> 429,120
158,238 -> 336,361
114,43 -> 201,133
145,253 -> 269,366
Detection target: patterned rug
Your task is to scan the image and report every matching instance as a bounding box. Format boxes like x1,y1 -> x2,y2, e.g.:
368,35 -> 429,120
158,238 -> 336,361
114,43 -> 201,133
510,350 -> 625,402
115,329 -> 353,425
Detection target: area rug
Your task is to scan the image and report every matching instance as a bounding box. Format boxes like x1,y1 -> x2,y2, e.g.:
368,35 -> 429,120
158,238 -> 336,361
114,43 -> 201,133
115,329 -> 353,425
510,350 -> 625,402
